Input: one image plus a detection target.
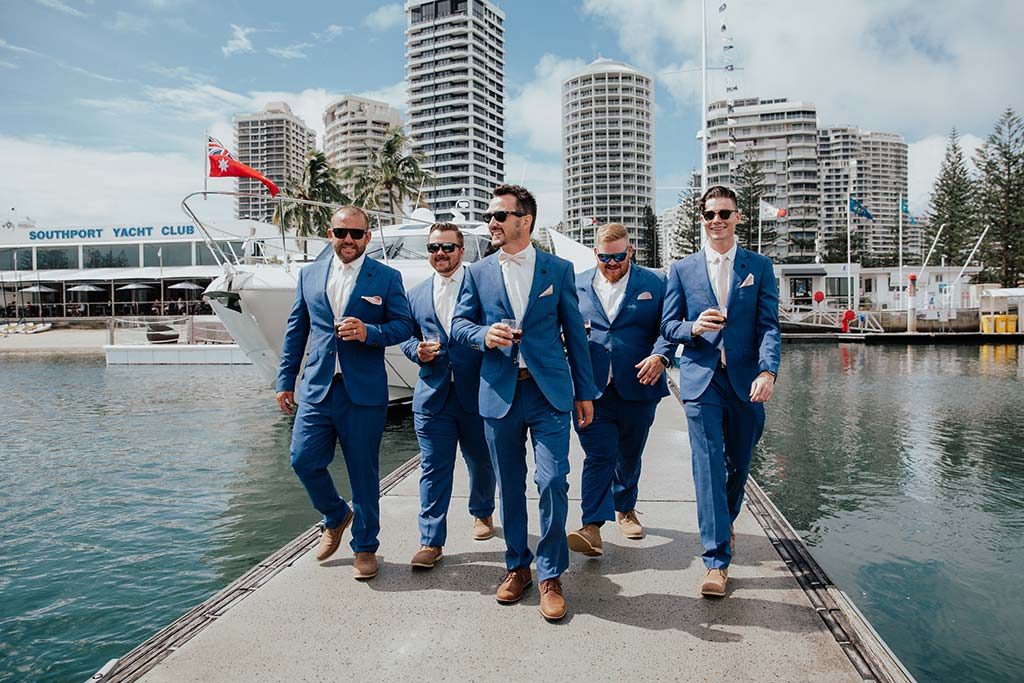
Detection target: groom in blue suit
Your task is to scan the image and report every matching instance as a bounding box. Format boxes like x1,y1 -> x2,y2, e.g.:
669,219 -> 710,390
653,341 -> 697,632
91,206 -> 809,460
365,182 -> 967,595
451,184 -> 596,622
400,223 -> 496,570
276,206 -> 413,581
567,223 -> 676,558
661,185 -> 780,597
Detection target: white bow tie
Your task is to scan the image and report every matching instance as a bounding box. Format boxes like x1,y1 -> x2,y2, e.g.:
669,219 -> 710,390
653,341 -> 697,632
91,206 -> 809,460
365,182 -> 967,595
499,250 -> 526,266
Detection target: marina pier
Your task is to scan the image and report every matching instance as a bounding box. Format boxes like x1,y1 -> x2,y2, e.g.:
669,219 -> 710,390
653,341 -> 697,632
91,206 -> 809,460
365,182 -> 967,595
99,386 -> 911,683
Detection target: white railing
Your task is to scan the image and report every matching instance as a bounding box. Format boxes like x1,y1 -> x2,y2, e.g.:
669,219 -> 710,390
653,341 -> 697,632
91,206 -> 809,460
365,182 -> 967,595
108,316 -> 235,345
779,304 -> 885,333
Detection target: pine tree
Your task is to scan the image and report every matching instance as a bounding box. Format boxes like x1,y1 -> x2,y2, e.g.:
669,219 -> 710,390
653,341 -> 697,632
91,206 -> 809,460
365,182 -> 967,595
641,206 -> 659,267
973,108 -> 1024,286
926,129 -> 977,268
733,150 -> 778,253
667,181 -> 702,262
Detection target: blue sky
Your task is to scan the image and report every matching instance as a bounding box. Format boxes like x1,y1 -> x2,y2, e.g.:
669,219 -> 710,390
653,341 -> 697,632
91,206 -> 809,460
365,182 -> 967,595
2,0 -> 1022,228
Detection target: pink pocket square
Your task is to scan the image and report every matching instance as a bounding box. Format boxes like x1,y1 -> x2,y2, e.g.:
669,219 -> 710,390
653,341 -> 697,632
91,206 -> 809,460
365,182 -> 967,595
361,295 -> 383,305
740,273 -> 755,288
538,284 -> 554,298
637,291 -> 653,301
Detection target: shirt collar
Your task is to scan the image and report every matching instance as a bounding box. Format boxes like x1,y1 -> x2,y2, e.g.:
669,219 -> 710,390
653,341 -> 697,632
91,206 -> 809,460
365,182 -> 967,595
435,264 -> 464,286
594,265 -> 630,289
500,243 -> 536,266
705,242 -> 738,264
333,251 -> 366,273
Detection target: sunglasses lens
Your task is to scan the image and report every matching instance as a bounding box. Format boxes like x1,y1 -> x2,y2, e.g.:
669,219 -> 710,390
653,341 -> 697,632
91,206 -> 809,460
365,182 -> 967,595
427,243 -> 440,253
442,243 -> 457,253
333,228 -> 366,239
719,210 -> 732,220
702,210 -> 733,221
485,211 -> 509,223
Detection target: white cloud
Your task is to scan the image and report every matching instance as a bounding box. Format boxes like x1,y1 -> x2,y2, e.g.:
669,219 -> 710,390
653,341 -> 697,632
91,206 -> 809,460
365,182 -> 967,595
0,61 -> 16,69
504,153 -> 564,227
75,97 -> 153,115
0,135 -> 234,226
267,43 -> 312,60
222,25 -> 256,56
0,38 -> 39,56
0,37 -> 118,80
313,24 -> 348,42
357,80 -> 409,114
506,54 -> 586,155
32,0 -> 86,17
907,132 -> 983,215
109,11 -> 150,33
365,4 -> 404,31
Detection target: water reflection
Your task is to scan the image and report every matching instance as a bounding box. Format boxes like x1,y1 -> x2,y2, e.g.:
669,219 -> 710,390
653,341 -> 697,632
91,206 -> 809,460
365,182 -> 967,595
754,343 -> 1024,682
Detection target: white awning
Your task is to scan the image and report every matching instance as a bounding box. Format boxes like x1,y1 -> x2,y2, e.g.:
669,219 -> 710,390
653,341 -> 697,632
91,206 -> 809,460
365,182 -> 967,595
0,266 -> 225,283
982,288 -> 1024,298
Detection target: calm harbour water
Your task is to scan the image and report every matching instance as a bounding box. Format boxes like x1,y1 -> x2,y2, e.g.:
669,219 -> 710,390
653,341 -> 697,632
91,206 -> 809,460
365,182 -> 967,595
754,343 -> 1024,682
2,346 -> 1022,682
0,359 -> 419,683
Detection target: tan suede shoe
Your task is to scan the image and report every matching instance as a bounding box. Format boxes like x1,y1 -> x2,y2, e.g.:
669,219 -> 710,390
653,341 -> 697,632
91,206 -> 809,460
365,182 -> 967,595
472,516 -> 495,541
699,568 -> 728,597
353,551 -> 378,581
615,510 -> 644,539
495,567 -> 532,604
539,578 -> 567,622
567,524 -> 603,557
315,509 -> 354,562
410,545 -> 443,569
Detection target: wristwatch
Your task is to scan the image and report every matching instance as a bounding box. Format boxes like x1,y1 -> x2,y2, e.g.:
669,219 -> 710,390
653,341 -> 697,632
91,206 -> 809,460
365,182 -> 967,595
657,354 -> 670,368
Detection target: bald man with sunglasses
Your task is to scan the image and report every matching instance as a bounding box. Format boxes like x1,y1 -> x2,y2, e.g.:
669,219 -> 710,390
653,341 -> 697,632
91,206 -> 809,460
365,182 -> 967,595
399,223 -> 497,571
276,206 -> 413,581
660,186 -> 780,598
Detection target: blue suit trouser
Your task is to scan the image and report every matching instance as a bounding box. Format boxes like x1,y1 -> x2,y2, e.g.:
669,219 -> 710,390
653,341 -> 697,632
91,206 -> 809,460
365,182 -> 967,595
575,384 -> 658,527
289,377 -> 385,553
683,367 -> 765,569
414,391 -> 496,547
483,377 -> 570,582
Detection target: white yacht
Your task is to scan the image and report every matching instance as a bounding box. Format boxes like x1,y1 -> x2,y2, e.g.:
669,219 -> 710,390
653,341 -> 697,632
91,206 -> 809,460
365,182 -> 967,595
200,207 -> 594,404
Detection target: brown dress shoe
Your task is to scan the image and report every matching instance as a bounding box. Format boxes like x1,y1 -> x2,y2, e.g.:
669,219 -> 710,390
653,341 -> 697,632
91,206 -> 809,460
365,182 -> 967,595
616,510 -> 644,539
315,509 -> 354,562
495,567 -> 532,604
699,568 -> 728,597
567,524 -> 603,557
472,516 -> 495,541
410,545 -> 443,569
353,551 -> 378,580
539,578 -> 567,621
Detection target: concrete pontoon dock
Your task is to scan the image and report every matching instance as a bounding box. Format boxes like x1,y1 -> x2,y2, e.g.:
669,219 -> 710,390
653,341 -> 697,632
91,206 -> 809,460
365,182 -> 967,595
99,387 -> 912,683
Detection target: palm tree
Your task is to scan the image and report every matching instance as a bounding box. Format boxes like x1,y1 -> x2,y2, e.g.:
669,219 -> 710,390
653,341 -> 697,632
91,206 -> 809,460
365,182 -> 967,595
345,126 -> 434,222
274,151 -> 349,255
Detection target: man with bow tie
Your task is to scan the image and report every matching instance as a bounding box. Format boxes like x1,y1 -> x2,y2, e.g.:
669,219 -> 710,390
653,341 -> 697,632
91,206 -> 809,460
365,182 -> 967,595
566,223 -> 676,558
276,206 -> 413,582
451,184 -> 596,622
400,223 -> 497,571
661,186 -> 781,598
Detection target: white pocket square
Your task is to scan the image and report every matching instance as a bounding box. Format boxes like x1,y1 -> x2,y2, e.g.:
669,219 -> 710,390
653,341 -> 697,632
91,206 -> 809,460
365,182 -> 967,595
637,291 -> 653,301
740,274 -> 755,288
538,284 -> 554,298
361,295 -> 383,305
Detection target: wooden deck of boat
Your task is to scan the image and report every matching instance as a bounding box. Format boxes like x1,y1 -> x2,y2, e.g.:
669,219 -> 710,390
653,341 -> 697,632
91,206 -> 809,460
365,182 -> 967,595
100,388 -> 913,683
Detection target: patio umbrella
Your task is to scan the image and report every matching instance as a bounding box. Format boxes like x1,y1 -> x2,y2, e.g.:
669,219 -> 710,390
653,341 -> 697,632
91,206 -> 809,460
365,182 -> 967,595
167,282 -> 204,291
19,285 -> 57,293
67,284 -> 105,316
116,282 -> 153,313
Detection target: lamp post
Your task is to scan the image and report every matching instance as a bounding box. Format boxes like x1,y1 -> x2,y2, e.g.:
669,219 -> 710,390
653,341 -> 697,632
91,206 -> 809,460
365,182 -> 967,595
846,159 -> 856,311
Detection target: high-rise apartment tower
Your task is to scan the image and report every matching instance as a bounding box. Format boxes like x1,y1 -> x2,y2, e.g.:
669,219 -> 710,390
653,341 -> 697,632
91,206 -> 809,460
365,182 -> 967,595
323,95 -> 403,198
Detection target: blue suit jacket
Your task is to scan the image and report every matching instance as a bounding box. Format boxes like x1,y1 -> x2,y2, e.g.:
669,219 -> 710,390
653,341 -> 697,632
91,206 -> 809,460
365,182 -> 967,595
577,265 -> 677,402
451,249 -> 598,419
399,273 -> 482,416
660,246 -> 781,402
276,255 -> 413,407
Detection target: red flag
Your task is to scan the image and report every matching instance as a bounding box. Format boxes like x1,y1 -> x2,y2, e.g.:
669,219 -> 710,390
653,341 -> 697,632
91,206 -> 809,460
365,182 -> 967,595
207,136 -> 280,197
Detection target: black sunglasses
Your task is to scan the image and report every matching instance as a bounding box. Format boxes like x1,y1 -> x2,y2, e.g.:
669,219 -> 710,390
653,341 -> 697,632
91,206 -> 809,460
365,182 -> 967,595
427,242 -> 460,253
482,210 -> 527,223
331,227 -> 367,240
702,209 -> 735,221
597,251 -> 628,263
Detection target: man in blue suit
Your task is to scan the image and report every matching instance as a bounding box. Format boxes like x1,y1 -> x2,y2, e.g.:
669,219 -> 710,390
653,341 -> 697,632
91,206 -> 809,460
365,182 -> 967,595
661,185 -> 781,597
400,223 -> 497,570
276,206 -> 413,581
567,223 -> 676,558
451,184 -> 596,622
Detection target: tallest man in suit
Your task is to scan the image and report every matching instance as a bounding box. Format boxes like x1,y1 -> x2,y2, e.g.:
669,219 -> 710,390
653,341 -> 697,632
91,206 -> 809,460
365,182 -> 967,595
452,184 -> 596,622
661,185 -> 781,598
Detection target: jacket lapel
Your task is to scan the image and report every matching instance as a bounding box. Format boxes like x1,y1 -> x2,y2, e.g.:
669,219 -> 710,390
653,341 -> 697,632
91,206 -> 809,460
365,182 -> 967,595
580,268 -> 611,328
488,254 -> 515,319
343,257 -> 375,316
426,274 -> 448,342
611,265 -> 643,328
316,259 -> 335,319
691,252 -> 717,305
522,250 -> 549,323
727,247 -> 750,308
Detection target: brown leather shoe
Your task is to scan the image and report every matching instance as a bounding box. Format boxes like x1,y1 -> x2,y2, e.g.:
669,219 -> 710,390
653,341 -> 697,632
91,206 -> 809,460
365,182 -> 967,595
315,509 -> 354,562
616,510 -> 644,539
567,524 -> 603,557
495,567 -> 532,604
472,516 -> 495,541
353,551 -> 378,580
699,568 -> 728,597
539,578 -> 567,621
410,545 -> 443,569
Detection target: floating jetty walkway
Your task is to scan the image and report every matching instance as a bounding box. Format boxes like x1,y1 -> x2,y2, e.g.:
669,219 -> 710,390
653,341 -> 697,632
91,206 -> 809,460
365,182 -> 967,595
97,387 -> 913,683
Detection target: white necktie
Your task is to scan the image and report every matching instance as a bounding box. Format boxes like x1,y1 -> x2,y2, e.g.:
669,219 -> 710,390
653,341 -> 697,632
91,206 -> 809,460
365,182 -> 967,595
437,277 -> 454,334
717,255 -> 730,366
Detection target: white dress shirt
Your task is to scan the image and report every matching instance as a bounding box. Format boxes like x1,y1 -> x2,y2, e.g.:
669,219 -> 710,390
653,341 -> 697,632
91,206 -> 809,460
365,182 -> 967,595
432,264 -> 464,335
499,243 -> 536,368
704,242 -> 736,365
327,251 -> 365,373
592,266 -> 631,323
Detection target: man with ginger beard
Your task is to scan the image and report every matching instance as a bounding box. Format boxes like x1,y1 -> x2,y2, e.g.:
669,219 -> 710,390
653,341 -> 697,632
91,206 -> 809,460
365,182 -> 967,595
567,223 -> 676,558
